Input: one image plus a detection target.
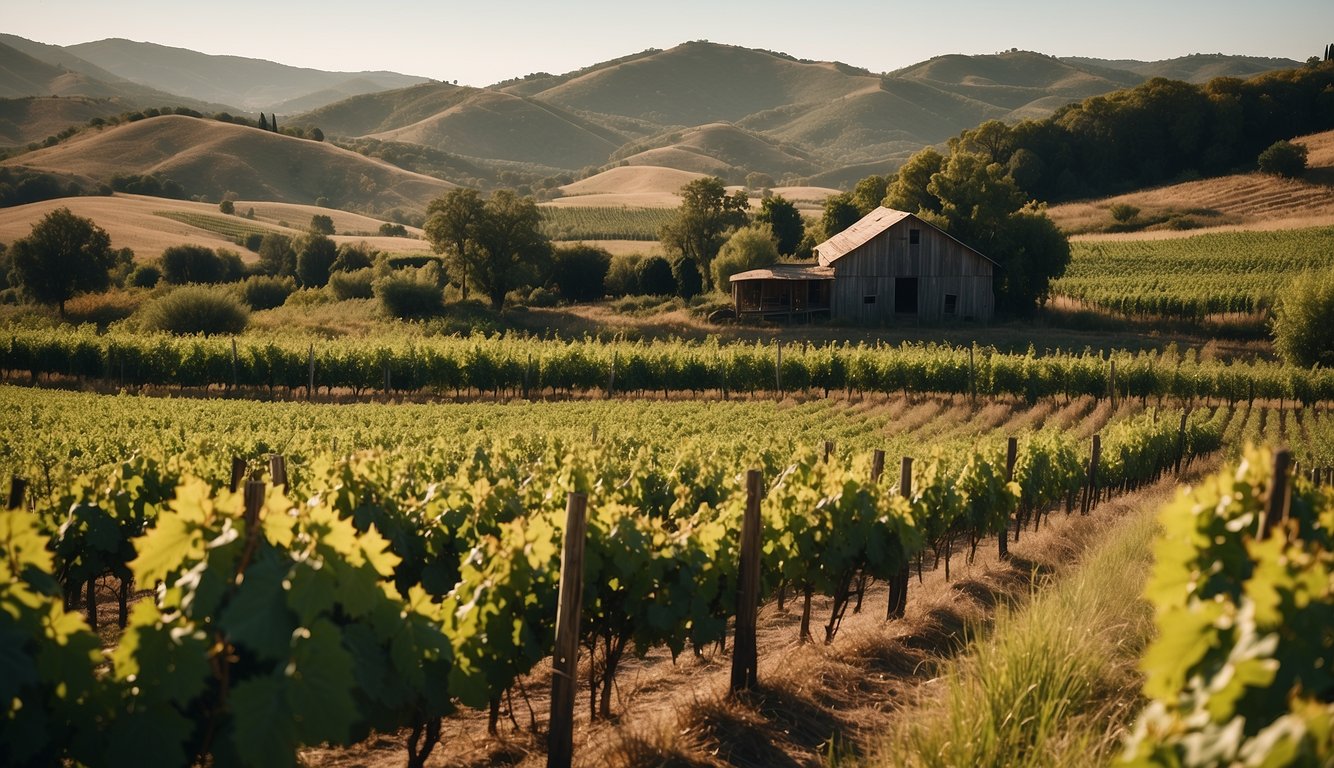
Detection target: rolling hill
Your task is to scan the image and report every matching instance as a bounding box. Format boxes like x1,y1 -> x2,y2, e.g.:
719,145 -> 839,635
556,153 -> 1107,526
1061,53 -> 1302,84
2,115 -> 455,214
65,38 -> 432,112
0,193 -> 432,260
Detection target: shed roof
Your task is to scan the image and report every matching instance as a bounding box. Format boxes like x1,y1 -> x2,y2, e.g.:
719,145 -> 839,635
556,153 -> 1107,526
814,206 -> 997,267
729,264 -> 834,282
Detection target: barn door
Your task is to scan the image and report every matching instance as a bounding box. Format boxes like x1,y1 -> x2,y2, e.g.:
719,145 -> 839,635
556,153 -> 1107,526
894,277 -> 918,314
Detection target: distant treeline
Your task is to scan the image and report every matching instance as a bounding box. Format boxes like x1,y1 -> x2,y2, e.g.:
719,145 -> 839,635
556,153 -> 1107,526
954,62 -> 1334,202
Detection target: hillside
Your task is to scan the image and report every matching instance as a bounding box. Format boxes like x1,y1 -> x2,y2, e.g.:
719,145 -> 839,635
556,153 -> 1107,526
1048,130 -> 1334,236
2,115 -> 455,215
612,122 -> 820,180
0,96 -> 127,148
65,38 -> 431,112
0,38 -> 232,114
1061,53 -> 1301,84
0,193 -> 432,260
890,51 -> 1142,112
368,91 -> 629,169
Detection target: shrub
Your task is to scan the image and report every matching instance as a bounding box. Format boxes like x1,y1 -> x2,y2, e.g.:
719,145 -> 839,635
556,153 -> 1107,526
237,275 -> 295,310
378,222 -> 409,237
527,286 -> 560,307
140,286 -> 249,335
240,232 -> 263,252
550,244 -> 611,301
1109,203 -> 1140,223
159,245 -> 240,284
1257,140 -> 1308,178
1272,268 -> 1334,367
128,264 -> 161,288
258,234 -> 294,276
64,290 -> 143,326
638,256 -> 676,296
711,225 -> 778,289
332,242 -> 376,272
375,273 -> 444,318
605,253 -> 644,296
219,200 -> 234,215
328,268 -> 375,300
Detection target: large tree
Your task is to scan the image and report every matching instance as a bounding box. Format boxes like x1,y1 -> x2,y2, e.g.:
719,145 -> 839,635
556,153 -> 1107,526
850,175 -> 890,215
468,190 -> 552,310
755,194 -> 805,256
819,192 -> 861,241
884,147 -> 946,214
658,177 -> 749,291
9,207 -> 115,315
423,188 -> 485,301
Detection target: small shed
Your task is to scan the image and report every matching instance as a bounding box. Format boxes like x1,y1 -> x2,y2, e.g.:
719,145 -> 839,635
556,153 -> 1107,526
728,264 -> 834,322
815,207 -> 994,323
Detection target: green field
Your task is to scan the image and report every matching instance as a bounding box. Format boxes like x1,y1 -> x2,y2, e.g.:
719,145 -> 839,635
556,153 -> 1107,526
1054,226 -> 1334,319
540,206 -> 675,241
153,209 -> 283,240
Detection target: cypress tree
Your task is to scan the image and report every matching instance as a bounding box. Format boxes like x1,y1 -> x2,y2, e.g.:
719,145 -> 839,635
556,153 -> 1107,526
271,114 -> 278,133
259,112 -> 269,130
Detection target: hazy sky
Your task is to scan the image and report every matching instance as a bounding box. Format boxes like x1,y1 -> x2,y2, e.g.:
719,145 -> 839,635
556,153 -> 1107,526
8,0 -> 1334,86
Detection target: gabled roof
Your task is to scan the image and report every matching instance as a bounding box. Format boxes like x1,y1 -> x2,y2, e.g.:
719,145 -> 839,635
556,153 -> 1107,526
814,206 -> 997,267
729,264 -> 834,282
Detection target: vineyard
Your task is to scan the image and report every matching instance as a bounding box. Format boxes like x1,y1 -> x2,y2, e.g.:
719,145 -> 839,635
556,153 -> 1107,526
539,206 -> 674,242
153,210 -> 283,241
3,382 -> 1333,766
7,327 -> 1334,405
1053,225 -> 1334,320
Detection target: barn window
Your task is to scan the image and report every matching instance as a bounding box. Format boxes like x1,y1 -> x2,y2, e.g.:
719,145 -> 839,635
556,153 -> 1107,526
944,294 -> 958,315
909,228 -> 921,245
863,295 -> 877,304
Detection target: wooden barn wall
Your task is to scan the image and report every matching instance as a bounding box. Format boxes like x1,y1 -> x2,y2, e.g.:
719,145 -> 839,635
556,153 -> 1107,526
829,220 -> 994,323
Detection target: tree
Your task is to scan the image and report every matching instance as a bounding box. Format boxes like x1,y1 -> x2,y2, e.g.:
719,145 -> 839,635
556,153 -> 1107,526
219,199 -> 234,215
258,233 -> 295,277
424,188 -> 485,301
1257,140 -> 1308,177
1272,267 -> 1334,367
309,214 -> 335,235
637,256 -> 676,296
885,147 -> 946,214
672,257 -> 703,299
295,233 -> 338,287
657,177 -> 749,292
550,244 -> 611,302
160,244 -> 235,285
819,193 -> 861,240
467,190 -> 552,310
755,194 -> 805,257
310,127 -> 324,142
850,175 -> 889,215
259,113 -> 269,131
9,207 -> 115,315
711,225 -> 779,289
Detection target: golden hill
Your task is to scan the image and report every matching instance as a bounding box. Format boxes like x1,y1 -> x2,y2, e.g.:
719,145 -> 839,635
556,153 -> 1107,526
369,91 -> 627,169
0,97 -> 125,148
1050,130 -> 1334,237
0,194 -> 432,260
613,123 -> 819,181
2,115 -> 454,215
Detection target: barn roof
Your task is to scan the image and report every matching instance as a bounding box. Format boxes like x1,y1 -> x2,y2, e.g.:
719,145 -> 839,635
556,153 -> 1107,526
814,206 -> 997,267
729,264 -> 834,282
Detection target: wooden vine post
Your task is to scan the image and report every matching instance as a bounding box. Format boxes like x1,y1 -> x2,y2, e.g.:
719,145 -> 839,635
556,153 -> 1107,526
1109,359 -> 1117,411
1000,436 -> 1017,560
1174,412 -> 1188,474
307,344 -> 315,401
775,340 -> 783,394
1081,434 -> 1101,516
730,470 -> 763,694
548,493 -> 588,768
229,457 -> 247,493
823,440 -> 835,463
269,455 -> 288,490
230,337 -> 239,389
887,456 -> 913,620
7,475 -> 26,510
1260,448 -> 1291,540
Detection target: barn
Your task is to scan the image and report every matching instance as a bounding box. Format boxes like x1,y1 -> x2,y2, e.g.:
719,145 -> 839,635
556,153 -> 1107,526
729,207 -> 995,323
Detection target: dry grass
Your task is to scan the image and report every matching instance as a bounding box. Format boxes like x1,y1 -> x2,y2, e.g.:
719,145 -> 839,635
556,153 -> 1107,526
1049,129 -> 1334,237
